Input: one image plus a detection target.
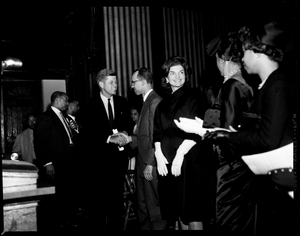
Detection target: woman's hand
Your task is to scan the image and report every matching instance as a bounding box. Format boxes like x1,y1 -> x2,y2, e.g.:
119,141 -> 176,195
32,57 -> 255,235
154,142 -> 169,176
174,116 -> 213,136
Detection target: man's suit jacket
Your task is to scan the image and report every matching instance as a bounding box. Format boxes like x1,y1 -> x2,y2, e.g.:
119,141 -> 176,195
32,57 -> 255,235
83,94 -> 132,171
34,107 -> 71,175
131,90 -> 162,177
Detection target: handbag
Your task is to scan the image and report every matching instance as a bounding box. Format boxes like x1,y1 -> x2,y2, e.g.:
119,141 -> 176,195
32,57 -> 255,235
203,102 -> 221,128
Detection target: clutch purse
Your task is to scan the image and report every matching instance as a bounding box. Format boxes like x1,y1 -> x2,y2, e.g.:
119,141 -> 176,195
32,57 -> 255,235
203,103 -> 221,128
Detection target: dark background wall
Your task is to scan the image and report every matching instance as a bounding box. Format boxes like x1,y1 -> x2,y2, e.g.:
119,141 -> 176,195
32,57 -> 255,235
0,1 -> 298,232
0,0 -> 297,157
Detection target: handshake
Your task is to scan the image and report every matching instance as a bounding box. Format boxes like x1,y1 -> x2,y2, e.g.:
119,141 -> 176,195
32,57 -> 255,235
109,132 -> 132,146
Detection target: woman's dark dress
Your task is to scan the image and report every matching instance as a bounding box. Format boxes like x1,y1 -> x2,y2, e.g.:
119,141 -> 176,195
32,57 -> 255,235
228,69 -> 296,234
213,76 -> 256,232
153,85 -> 215,226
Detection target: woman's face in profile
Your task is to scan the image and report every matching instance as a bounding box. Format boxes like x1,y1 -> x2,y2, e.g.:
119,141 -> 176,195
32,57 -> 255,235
242,50 -> 257,75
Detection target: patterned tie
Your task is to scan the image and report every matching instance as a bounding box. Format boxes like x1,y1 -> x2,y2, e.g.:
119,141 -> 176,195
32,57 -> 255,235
108,98 -> 114,128
60,112 -> 73,144
66,115 -> 79,133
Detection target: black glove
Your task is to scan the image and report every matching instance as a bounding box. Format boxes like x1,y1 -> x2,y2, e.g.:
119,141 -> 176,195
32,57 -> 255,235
203,130 -> 230,141
269,168 -> 294,192
204,130 -> 238,163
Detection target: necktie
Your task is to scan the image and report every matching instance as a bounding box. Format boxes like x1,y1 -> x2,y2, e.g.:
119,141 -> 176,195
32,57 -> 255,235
66,115 -> 79,133
108,98 -> 114,128
60,112 -> 73,144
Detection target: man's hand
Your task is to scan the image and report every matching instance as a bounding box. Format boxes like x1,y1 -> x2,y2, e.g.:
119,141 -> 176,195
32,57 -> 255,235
109,134 -> 121,144
143,165 -> 153,181
118,132 -> 132,146
46,164 -> 55,177
109,133 -> 128,145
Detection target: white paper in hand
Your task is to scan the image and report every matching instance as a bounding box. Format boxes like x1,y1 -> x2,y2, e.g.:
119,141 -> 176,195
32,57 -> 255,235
241,142 -> 293,175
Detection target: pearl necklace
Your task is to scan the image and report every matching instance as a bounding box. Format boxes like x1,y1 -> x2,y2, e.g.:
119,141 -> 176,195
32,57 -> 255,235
224,69 -> 241,80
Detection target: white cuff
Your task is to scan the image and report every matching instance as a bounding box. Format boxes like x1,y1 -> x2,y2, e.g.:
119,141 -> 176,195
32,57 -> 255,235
44,162 -> 53,167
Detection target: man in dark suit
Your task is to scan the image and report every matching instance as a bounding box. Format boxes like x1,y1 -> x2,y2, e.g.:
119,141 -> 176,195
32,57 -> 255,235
122,67 -> 167,230
34,91 -> 78,231
63,100 -> 85,213
65,100 -> 81,139
82,68 -> 132,231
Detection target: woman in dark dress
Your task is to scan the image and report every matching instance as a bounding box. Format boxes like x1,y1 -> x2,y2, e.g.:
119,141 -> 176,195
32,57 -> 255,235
175,31 -> 256,233
205,31 -> 256,233
176,17 -> 296,234
153,56 -> 214,230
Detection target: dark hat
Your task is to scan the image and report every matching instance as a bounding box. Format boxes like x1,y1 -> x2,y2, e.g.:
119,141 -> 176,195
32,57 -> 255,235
206,31 -> 244,64
239,17 -> 291,62
206,34 -> 222,57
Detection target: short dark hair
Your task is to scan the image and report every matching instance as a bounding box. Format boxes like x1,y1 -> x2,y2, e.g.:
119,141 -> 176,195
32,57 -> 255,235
133,67 -> 153,85
96,68 -> 117,85
50,91 -> 68,103
160,56 -> 192,92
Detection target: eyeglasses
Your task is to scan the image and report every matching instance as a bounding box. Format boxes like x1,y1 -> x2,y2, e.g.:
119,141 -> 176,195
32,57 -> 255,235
131,80 -> 140,85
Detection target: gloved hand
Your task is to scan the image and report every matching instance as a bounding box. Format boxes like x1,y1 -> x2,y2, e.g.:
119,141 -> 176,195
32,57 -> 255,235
174,116 -> 213,137
171,152 -> 184,177
171,139 -> 196,176
154,142 -> 169,176
204,130 -> 237,161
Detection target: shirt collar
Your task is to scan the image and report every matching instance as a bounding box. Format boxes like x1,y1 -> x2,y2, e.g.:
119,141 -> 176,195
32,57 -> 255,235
51,106 -> 62,116
100,92 -> 113,102
68,114 -> 76,120
143,89 -> 153,102
258,79 -> 268,90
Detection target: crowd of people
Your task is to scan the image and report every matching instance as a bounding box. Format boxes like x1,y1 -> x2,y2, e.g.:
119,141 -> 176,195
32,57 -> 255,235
8,14 -> 296,233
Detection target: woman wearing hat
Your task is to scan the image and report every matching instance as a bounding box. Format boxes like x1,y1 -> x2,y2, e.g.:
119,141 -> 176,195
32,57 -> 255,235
175,17 -> 296,234
204,30 -> 255,233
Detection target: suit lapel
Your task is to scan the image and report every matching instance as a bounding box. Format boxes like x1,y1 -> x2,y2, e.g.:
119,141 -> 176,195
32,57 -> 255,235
48,108 -> 69,140
137,90 -> 154,129
95,95 -> 109,121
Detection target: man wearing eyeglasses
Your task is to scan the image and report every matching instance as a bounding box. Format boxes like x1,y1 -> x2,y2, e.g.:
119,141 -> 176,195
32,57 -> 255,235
122,67 -> 167,230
